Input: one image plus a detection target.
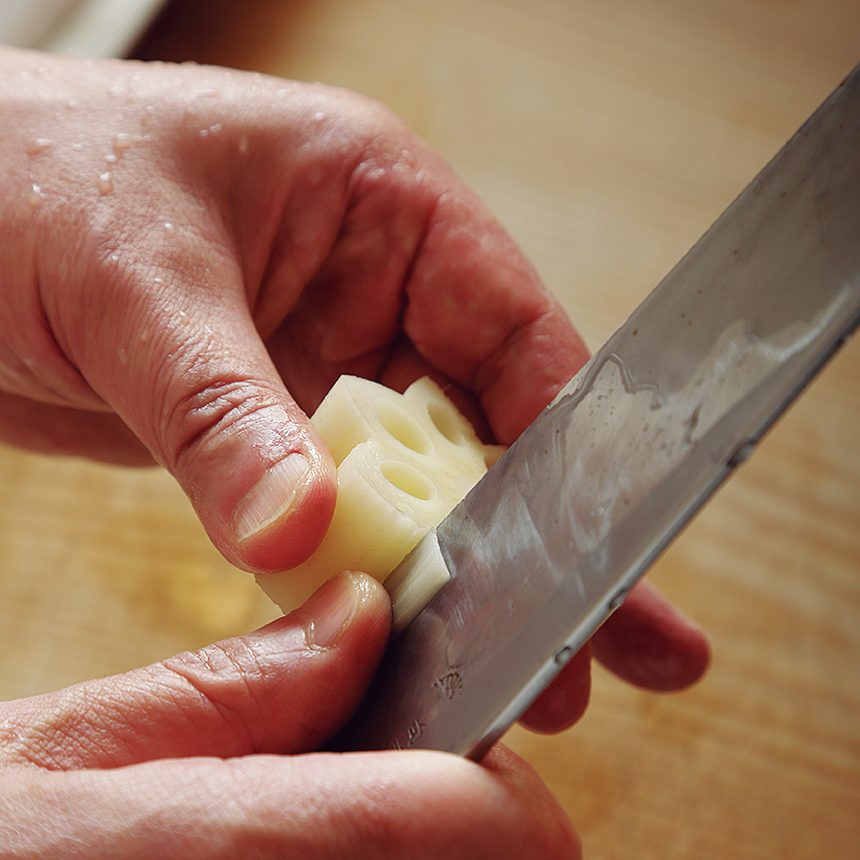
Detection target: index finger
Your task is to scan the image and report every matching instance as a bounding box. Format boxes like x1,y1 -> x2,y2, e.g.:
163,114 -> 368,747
403,181 -> 589,442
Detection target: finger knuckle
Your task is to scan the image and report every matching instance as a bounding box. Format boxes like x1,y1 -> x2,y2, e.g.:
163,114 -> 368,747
158,374 -> 282,472
158,639 -> 266,749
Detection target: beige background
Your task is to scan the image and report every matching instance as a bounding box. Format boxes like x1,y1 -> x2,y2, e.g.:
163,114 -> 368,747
1,1 -> 858,857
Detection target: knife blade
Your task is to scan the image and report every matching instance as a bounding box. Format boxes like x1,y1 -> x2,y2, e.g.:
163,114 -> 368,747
339,67 -> 860,759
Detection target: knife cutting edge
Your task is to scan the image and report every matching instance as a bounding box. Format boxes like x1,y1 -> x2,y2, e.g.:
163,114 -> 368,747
338,66 -> 860,759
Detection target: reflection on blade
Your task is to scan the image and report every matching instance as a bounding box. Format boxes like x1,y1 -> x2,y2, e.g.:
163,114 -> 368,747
339,67 -> 860,759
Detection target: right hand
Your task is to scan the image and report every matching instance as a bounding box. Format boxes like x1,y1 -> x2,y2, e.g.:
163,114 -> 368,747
0,46 -> 706,746
0,573 -> 579,859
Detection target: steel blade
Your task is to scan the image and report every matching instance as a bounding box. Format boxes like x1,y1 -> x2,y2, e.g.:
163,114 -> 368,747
340,67 -> 860,758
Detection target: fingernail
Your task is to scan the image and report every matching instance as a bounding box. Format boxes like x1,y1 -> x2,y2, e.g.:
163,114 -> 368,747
234,453 -> 310,541
304,573 -> 365,648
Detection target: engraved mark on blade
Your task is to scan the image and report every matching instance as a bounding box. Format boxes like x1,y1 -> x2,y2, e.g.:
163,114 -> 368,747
392,719 -> 427,749
434,668 -> 464,699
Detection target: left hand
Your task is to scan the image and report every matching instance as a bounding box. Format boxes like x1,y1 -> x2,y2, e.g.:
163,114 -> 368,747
0,48 -> 708,734
0,575 -> 580,859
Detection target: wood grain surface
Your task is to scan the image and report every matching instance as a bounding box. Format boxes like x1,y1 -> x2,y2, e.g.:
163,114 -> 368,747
2,2 -> 858,857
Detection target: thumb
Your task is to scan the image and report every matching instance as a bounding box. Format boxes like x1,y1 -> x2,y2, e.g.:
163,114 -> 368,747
70,270 -> 336,573
0,573 -> 390,770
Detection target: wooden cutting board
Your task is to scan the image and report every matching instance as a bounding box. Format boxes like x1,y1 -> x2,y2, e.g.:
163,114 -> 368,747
2,1 -> 858,857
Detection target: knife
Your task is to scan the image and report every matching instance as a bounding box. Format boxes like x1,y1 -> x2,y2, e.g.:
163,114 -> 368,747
338,66 -> 860,759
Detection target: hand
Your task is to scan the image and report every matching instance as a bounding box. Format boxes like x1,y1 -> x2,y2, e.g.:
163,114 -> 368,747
0,574 -> 579,858
0,48 -> 708,732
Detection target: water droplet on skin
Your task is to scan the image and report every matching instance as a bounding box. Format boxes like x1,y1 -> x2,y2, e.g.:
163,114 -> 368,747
29,183 -> 45,206
163,222 -> 174,232
139,328 -> 151,343
72,142 -> 84,151
97,171 -> 113,195
105,153 -> 117,163
108,253 -> 120,263
152,277 -> 164,285
118,346 -> 128,365
365,166 -> 387,182
66,99 -> 78,110
198,123 -> 223,138
145,104 -> 156,114
238,135 -> 249,155
194,87 -> 219,98
28,138 -> 52,154
312,111 -> 326,123
113,132 -> 134,151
